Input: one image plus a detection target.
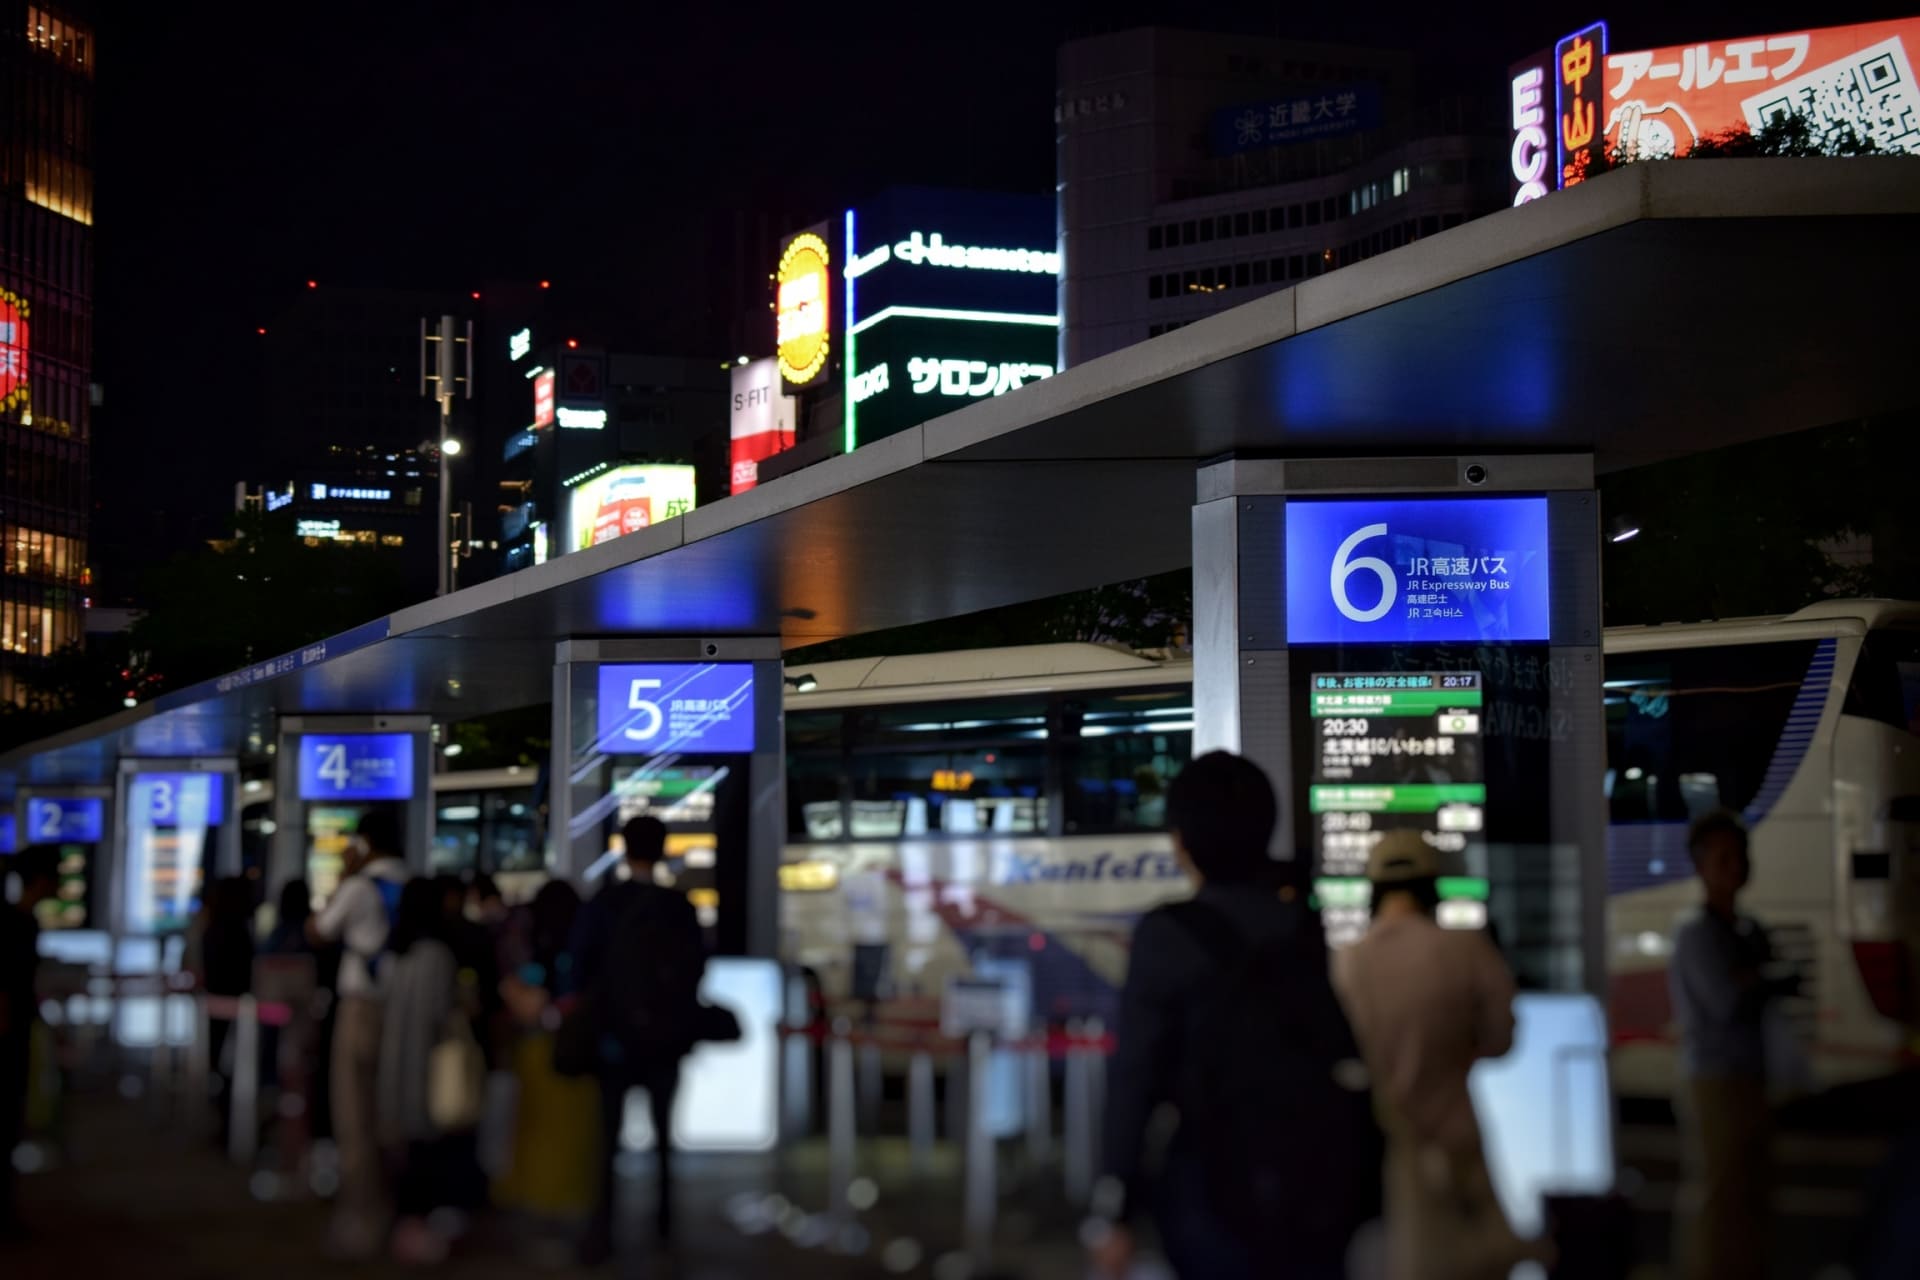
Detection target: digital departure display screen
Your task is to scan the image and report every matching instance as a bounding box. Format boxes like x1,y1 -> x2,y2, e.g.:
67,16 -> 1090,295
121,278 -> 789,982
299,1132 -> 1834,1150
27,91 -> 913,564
1310,671 -> 1487,944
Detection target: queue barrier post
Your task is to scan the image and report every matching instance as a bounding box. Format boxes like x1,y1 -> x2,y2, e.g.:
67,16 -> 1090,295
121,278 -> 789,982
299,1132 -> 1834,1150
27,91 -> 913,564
1063,1019 -> 1094,1206
185,993 -> 211,1140
1025,1030 -> 1052,1166
228,995 -> 260,1166
908,1047 -> 936,1177
827,1018 -> 856,1227
963,1029 -> 996,1271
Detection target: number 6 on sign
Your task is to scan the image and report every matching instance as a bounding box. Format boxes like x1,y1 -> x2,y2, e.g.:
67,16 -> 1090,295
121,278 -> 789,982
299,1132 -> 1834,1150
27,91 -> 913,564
1332,523 -> 1396,622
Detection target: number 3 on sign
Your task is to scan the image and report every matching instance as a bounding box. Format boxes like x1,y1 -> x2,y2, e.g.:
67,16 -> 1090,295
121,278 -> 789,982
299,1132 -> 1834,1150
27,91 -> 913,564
1332,523 -> 1396,622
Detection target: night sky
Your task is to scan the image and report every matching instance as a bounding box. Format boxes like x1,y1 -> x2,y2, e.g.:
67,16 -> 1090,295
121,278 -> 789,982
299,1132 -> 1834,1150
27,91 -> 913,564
87,0 -> 1915,594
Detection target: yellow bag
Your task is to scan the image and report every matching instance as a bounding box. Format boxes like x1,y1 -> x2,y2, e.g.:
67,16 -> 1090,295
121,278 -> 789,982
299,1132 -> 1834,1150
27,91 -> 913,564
493,1031 -> 600,1218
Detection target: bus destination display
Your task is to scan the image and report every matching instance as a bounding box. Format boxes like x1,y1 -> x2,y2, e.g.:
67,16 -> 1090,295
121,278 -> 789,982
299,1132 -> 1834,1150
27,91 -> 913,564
1310,671 -> 1485,942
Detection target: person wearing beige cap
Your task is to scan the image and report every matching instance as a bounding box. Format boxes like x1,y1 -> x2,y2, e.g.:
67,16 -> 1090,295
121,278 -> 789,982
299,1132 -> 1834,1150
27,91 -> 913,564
1333,829 -> 1547,1279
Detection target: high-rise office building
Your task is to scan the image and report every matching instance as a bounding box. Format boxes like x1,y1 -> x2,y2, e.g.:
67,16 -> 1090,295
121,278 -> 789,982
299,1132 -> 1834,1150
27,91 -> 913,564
2,3 -> 95,705
1058,28 -> 1507,367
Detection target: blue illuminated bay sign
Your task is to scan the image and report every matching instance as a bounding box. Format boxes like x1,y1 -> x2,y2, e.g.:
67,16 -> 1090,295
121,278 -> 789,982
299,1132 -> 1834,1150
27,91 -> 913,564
1285,497 -> 1551,645
131,773 -> 226,827
596,663 -> 757,755
24,796 -> 105,844
297,734 -> 416,801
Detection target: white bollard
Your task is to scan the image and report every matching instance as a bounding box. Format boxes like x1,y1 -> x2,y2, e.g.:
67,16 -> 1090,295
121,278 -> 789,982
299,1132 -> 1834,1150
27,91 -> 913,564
964,1030 -> 996,1270
858,1037 -> 883,1136
827,1019 -> 857,1225
908,1049 -> 936,1177
228,996 -> 260,1165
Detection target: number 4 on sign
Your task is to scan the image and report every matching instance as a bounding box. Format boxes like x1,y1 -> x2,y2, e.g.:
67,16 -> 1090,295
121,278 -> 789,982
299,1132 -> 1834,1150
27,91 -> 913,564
318,744 -> 351,790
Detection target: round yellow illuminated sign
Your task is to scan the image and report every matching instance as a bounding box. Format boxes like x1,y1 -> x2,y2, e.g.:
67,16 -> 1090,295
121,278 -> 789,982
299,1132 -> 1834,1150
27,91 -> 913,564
776,232 -> 831,387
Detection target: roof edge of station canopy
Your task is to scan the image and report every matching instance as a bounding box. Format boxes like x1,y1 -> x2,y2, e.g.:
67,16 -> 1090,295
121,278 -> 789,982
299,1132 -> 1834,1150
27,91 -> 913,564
922,157 -> 1920,464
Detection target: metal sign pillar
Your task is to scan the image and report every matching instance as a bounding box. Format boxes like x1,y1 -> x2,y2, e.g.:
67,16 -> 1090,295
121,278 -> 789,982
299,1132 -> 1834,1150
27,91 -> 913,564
549,637 -> 784,958
1191,454 -> 1606,995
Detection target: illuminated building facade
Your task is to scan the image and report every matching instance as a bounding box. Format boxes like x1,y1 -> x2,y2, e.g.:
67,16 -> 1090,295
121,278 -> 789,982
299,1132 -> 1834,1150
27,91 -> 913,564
1,3 -> 95,704
1058,28 -> 1508,366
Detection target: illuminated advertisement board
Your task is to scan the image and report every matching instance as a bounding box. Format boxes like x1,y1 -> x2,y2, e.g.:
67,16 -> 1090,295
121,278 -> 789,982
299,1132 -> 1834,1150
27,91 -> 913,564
776,227 -> 833,389
1556,22 -> 1608,187
1605,18 -> 1920,160
0,813 -> 13,854
1284,498 -> 1551,646
841,187 -> 1058,451
0,286 -> 27,413
1512,18 -> 1920,198
729,358 -> 796,495
596,663 -> 757,755
567,464 -> 697,551
297,734 -> 415,802
533,369 -> 555,428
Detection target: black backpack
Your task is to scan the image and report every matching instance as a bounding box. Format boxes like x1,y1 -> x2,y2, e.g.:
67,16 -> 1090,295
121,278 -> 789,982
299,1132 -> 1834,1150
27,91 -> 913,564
601,883 -> 704,1057
1164,900 -> 1384,1269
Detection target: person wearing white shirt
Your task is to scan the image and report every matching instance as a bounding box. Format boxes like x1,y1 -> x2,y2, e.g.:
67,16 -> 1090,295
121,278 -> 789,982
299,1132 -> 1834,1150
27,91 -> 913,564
308,806 -> 409,1258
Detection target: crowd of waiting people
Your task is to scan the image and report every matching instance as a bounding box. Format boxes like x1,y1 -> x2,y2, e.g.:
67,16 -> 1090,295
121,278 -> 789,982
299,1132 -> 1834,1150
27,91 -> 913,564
5,752 -> 1918,1275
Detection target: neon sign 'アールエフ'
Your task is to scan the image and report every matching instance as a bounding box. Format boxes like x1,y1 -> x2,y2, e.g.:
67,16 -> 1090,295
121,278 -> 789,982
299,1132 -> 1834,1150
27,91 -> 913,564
776,233 -> 832,387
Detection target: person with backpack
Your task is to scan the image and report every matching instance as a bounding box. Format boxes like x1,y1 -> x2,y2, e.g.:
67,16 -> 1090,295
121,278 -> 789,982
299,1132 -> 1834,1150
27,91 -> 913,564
1333,829 -> 1545,1280
308,805 -> 409,1259
1087,752 -> 1381,1279
566,814 -> 706,1265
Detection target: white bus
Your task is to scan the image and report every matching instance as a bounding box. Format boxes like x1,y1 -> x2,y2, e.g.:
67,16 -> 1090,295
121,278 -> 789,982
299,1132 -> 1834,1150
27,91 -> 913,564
406,600 -> 1920,1095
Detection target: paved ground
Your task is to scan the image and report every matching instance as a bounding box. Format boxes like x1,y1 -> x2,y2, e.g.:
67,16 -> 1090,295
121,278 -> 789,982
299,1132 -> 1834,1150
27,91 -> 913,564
12,1075 -> 1919,1279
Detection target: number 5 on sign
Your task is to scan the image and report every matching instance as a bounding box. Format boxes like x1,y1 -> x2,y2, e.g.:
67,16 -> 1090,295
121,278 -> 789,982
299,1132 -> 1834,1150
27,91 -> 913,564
1332,523 -> 1396,622
625,679 -> 664,742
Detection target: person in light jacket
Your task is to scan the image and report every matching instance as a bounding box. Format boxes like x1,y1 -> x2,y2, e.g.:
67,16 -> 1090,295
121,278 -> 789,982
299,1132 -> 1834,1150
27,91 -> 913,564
377,877 -> 459,1264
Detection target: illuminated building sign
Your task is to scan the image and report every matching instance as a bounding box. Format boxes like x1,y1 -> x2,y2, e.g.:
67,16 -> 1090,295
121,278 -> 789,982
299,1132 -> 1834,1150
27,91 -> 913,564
297,734 -> 415,801
1210,83 -> 1383,155
1556,23 -> 1608,186
0,286 -> 28,413
309,484 -> 392,502
296,519 -> 343,538
265,487 -> 294,513
907,357 -> 1052,398
1283,497 -> 1552,645
839,188 -> 1059,452
844,232 -> 1060,280
729,358 -> 796,496
594,662 -> 758,754
556,406 -> 607,430
1509,57 -> 1552,204
567,464 -> 698,552
509,327 -> 532,361
1511,18 -> 1920,197
533,369 -> 556,427
776,230 -> 832,388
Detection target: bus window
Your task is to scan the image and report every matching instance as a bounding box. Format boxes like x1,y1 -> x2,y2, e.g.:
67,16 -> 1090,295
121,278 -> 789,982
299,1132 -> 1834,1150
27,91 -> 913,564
787,711 -> 845,840
433,792 -> 482,874
1604,640 -> 1825,823
1059,687 -> 1193,833
1843,630 -> 1920,736
848,697 -> 1048,836
486,790 -> 541,872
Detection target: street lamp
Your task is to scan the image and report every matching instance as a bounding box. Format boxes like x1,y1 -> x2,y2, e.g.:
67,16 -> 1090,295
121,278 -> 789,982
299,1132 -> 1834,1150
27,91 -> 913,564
420,315 -> 474,595
441,438 -> 464,457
